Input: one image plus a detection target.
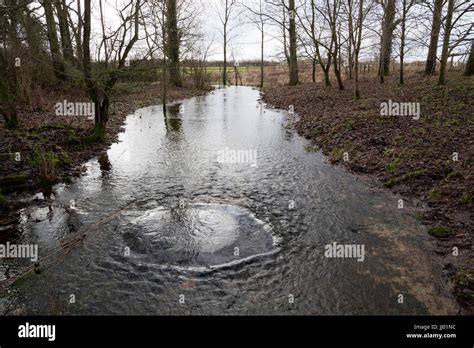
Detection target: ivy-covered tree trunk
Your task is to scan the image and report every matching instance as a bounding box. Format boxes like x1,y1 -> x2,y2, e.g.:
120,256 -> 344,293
0,77 -> 18,129
166,0 -> 182,87
464,41 -> 474,76
42,0 -> 66,81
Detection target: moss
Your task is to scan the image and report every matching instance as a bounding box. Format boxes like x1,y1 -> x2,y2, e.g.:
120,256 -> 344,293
343,119 -> 355,131
401,148 -> 419,160
460,192 -> 472,205
392,135 -> 403,144
40,124 -> 67,131
454,270 -> 474,288
447,171 -> 463,180
331,147 -> 346,162
427,187 -> 442,200
304,144 -> 319,152
0,192 -> 7,206
383,147 -> 395,157
428,226 -> 451,238
0,174 -> 29,186
63,176 -> 73,184
384,169 -> 424,188
386,158 -> 401,173
33,151 -> 60,183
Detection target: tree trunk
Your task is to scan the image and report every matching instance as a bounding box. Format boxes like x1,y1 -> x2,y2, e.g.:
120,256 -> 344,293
347,43 -> 353,80
75,0 -> 84,64
166,0 -> 182,87
323,67 -> 331,86
83,0 -> 105,141
223,31 -> 227,86
288,0 -> 299,86
379,0 -> 397,80
333,57 -> 344,90
464,41 -> 474,76
399,0 -> 407,85
91,97 -> 110,141
0,72 -> 18,128
438,0 -> 454,85
425,0 -> 443,75
333,29 -> 344,90
260,27 -> 264,88
55,0 -> 75,65
43,0 -> 66,81
162,5 -> 167,115
353,0 -> 363,99
312,58 -> 316,83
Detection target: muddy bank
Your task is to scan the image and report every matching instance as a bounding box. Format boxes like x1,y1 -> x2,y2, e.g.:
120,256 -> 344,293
0,82 -> 212,215
263,73 -> 473,312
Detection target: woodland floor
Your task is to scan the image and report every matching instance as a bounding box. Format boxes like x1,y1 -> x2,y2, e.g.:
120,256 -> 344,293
263,72 -> 473,312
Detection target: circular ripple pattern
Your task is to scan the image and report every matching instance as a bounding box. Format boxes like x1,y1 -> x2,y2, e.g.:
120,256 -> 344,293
122,203 -> 277,267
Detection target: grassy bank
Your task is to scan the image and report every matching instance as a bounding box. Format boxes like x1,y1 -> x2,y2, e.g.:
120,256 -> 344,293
263,72 -> 473,312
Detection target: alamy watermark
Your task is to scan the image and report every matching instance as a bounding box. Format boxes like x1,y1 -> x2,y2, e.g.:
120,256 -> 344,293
380,99 -> 420,120
55,100 -> 95,120
18,322 -> 55,342
324,242 -> 365,262
216,147 -> 258,167
0,242 -> 38,262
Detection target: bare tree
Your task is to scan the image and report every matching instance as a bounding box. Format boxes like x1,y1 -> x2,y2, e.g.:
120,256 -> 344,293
465,40 -> 474,76
82,0 -> 142,141
425,0 -> 443,75
55,0 -> 76,67
377,0 -> 400,83
347,0 -> 366,98
215,0 -> 236,86
299,0 -> 335,86
242,0 -> 268,87
399,0 -> 417,85
43,0 -> 66,80
328,0 -> 344,90
288,0 -> 299,85
166,0 -> 182,87
438,0 -> 454,85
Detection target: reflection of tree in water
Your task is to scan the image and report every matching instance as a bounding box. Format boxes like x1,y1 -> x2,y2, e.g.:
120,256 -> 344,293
98,152 -> 112,177
164,103 -> 183,138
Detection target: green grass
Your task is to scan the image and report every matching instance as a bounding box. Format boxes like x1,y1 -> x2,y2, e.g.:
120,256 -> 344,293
0,191 -> 7,206
384,169 -> 424,188
0,174 -> 29,186
383,147 -> 395,157
454,270 -> 474,286
427,187 -> 442,200
386,158 -> 401,173
428,226 -> 451,238
331,147 -> 346,162
460,192 -> 473,204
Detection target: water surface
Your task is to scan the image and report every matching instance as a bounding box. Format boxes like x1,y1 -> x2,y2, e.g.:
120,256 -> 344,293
0,86 -> 456,315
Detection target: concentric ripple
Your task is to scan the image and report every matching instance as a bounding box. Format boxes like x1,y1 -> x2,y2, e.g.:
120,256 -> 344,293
121,203 -> 278,267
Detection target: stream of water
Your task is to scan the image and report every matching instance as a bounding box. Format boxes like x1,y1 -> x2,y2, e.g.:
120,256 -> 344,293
0,86 -> 456,315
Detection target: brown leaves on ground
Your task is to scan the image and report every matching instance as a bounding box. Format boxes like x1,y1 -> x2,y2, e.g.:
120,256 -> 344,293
264,73 -> 473,230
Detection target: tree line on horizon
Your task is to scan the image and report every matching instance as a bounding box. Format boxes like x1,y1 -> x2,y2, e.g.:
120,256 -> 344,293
0,0 -> 473,140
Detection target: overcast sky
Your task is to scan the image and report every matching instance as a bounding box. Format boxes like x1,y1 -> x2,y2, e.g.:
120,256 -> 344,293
30,0 -> 473,63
